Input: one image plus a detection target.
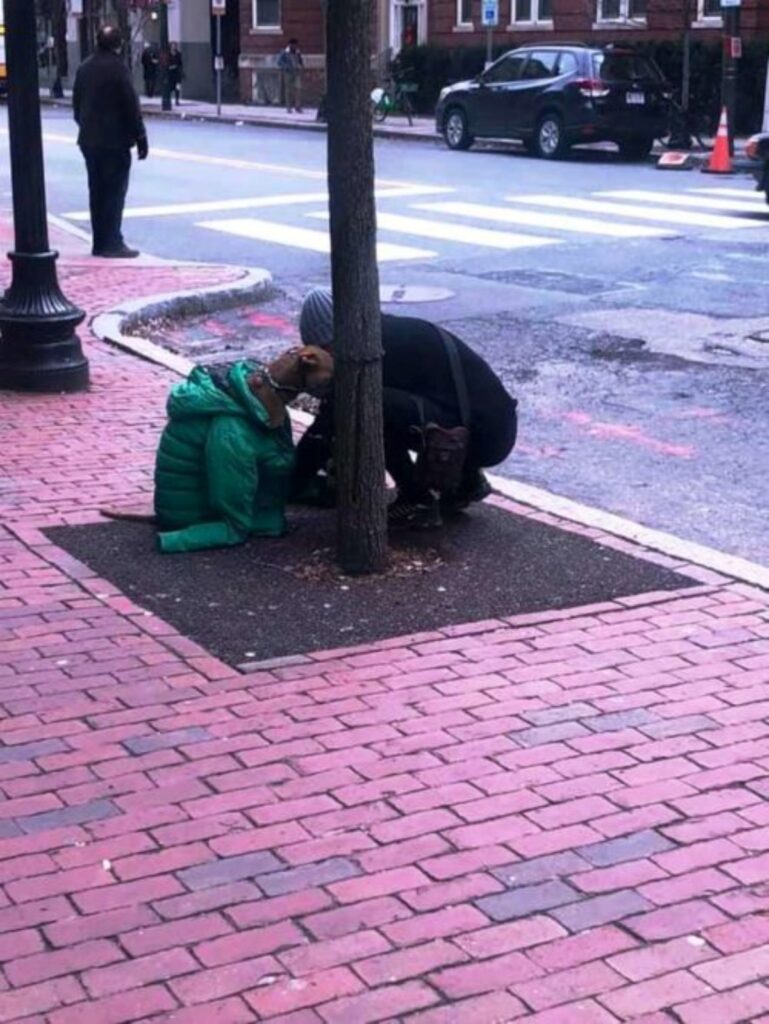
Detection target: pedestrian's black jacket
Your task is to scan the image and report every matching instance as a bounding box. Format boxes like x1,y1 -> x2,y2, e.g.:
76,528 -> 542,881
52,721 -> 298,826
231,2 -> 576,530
73,51 -> 146,151
309,314 -> 518,464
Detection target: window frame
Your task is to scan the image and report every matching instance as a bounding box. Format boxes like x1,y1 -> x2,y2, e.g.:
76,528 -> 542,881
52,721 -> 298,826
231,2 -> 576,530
252,0 -> 281,30
456,0 -> 474,28
594,0 -> 647,25
509,0 -> 553,28
694,0 -> 722,25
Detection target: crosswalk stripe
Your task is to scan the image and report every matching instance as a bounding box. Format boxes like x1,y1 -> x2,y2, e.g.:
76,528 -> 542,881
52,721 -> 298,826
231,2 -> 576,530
307,210 -> 558,250
196,217 -> 435,262
690,188 -> 766,202
511,193 -> 765,230
413,201 -> 675,239
599,189 -> 768,220
65,186 -> 453,223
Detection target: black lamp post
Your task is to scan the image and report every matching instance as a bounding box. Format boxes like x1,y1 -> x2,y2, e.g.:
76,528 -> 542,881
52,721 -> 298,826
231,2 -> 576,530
159,0 -> 172,112
0,0 -> 89,393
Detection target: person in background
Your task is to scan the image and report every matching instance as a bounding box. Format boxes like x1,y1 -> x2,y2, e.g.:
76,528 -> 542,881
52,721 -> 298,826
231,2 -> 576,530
168,42 -> 184,106
141,43 -> 158,98
73,25 -> 148,259
277,38 -> 304,114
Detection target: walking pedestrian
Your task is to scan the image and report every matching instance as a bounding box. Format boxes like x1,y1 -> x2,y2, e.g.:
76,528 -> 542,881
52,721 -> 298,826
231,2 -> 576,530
168,42 -> 184,106
141,43 -> 158,98
72,25 -> 148,259
293,288 -> 518,528
277,38 -> 303,113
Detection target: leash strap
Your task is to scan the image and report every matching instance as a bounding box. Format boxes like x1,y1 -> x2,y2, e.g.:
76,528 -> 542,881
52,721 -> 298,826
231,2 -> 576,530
436,326 -> 471,429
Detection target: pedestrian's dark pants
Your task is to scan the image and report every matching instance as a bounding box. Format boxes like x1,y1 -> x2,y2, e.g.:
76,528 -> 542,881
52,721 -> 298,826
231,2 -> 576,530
80,146 -> 131,254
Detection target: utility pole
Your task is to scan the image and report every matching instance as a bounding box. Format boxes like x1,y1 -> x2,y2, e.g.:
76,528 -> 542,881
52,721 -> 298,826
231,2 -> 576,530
482,0 -> 498,69
159,0 -> 171,112
212,0 -> 226,116
0,0 -> 89,392
721,0 -> 741,155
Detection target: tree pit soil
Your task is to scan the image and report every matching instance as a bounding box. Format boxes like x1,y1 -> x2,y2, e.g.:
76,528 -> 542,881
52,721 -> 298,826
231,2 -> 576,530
47,502 -> 696,668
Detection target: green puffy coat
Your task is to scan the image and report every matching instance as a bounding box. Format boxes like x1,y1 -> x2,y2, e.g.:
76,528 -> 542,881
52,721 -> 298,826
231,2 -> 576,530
154,362 -> 295,554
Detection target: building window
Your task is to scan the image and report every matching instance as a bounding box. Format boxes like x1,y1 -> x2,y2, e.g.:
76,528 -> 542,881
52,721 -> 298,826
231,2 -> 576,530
253,0 -> 280,28
512,0 -> 552,22
596,0 -> 646,20
457,0 -> 473,24
698,0 -> 721,16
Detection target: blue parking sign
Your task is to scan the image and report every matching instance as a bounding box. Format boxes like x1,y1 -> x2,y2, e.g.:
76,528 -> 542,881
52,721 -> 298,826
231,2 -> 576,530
482,0 -> 499,25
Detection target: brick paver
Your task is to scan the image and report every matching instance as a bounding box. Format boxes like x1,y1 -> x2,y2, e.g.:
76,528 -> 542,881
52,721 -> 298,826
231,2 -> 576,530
1,217 -> 769,1020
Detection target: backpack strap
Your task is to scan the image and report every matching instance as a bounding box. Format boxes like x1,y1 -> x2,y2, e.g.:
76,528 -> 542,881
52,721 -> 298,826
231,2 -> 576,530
436,326 -> 471,430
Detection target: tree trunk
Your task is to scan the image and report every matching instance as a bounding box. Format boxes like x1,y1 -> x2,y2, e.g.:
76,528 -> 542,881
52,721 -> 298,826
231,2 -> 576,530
326,0 -> 387,575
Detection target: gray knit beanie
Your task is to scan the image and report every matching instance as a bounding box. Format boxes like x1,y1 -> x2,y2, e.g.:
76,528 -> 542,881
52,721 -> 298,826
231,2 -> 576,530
299,288 -> 334,349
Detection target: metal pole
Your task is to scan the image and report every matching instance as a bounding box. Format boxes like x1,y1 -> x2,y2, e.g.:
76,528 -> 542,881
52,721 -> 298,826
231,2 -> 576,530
721,6 -> 739,156
486,27 -> 493,70
159,0 -> 171,112
0,0 -> 89,393
216,13 -> 222,117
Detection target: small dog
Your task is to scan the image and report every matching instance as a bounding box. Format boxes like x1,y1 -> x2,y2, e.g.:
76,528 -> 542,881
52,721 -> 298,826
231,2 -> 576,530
101,346 -> 334,548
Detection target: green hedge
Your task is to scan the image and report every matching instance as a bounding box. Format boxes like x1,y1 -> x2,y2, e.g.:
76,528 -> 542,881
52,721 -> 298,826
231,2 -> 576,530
394,39 -> 769,134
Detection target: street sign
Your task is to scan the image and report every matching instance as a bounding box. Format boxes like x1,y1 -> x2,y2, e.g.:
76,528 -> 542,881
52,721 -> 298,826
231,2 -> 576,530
211,0 -> 226,13
214,55 -> 224,71
720,0 -> 741,7
481,0 -> 499,26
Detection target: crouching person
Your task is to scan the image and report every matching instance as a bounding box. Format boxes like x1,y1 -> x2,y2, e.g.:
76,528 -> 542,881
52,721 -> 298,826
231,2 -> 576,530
154,347 -> 333,553
293,289 -> 517,529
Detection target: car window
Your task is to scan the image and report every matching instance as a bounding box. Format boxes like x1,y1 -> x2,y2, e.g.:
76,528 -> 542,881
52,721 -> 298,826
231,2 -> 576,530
593,52 -> 663,82
483,55 -> 527,84
522,52 -> 560,80
557,52 -> 578,75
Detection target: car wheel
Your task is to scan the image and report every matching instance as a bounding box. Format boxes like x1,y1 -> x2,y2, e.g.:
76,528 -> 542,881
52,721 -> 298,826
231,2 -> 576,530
443,107 -> 473,151
534,114 -> 568,160
618,136 -> 655,161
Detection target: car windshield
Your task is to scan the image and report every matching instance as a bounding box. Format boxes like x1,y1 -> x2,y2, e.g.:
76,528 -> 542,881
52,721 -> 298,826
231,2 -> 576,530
593,52 -> 663,83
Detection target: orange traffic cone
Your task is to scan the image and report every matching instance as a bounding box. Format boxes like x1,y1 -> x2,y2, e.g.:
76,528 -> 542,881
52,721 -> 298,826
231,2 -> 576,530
702,107 -> 733,175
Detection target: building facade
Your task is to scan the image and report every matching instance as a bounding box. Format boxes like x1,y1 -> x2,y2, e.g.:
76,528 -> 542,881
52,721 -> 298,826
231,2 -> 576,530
238,0 -> 767,104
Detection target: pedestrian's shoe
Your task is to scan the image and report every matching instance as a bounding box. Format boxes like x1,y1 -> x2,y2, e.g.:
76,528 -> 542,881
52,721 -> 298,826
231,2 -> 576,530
441,469 -> 493,516
94,245 -> 140,259
387,493 -> 442,530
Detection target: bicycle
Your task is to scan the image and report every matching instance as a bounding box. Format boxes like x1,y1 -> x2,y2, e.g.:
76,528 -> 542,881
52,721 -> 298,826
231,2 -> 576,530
660,95 -> 715,152
371,77 -> 417,126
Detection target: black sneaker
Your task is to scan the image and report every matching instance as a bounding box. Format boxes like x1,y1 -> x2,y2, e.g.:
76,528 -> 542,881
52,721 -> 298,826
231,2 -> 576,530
441,470 -> 493,515
94,245 -> 140,259
387,494 -> 442,530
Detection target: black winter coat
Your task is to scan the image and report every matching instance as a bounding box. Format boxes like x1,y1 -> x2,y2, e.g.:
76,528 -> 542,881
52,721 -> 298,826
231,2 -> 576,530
73,51 -> 146,151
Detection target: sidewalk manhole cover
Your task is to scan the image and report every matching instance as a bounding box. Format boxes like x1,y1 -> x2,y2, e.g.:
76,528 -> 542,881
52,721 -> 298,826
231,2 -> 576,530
380,285 -> 454,304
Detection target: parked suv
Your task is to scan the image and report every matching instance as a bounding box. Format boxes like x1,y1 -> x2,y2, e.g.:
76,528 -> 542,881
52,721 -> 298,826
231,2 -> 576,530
435,44 -> 670,160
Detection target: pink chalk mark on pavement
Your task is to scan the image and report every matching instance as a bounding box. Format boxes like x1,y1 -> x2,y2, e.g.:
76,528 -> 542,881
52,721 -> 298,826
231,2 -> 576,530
247,312 -> 296,335
561,411 -> 695,458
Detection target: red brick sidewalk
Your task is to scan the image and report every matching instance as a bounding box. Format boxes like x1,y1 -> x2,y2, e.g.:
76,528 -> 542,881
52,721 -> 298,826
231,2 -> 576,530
1,222 -> 769,1023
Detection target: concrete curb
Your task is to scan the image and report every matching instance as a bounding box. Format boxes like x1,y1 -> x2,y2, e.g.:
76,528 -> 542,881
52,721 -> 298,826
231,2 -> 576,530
90,264 -> 272,377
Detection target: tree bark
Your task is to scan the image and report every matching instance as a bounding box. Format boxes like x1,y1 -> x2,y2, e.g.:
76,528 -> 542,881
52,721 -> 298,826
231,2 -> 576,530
326,0 -> 387,575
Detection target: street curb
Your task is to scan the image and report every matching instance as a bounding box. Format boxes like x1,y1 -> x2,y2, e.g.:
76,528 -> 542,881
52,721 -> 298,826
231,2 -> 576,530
90,264 -> 272,377
38,95 -> 441,146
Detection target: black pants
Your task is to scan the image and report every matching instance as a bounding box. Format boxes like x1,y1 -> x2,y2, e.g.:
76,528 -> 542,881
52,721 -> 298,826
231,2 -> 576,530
80,146 -> 131,254
293,388 -> 483,501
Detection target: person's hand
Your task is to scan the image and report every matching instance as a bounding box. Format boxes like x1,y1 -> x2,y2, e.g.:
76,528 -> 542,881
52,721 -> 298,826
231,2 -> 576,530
137,135 -> 149,161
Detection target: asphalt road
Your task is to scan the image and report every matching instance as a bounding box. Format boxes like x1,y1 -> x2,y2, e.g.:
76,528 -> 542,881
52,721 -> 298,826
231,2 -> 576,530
3,108 -> 769,566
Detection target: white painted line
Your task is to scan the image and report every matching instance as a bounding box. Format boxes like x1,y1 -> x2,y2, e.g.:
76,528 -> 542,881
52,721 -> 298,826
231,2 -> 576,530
599,189 -> 769,221
690,187 -> 767,202
488,474 -> 769,589
308,210 -> 558,250
197,217 -> 435,262
517,193 -> 766,230
63,185 -> 455,223
414,201 -> 674,239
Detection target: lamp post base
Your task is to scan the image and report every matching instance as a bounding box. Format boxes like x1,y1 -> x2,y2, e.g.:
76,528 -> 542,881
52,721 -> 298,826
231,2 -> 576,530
0,251 -> 90,393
